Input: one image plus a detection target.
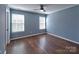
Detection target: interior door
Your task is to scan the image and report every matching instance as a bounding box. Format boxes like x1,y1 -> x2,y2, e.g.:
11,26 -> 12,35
6,8 -> 10,44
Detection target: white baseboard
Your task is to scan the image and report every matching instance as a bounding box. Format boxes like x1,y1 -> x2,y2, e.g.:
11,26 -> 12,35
7,39 -> 10,44
4,50 -> 6,54
6,39 -> 10,45
11,33 -> 45,40
47,33 -> 79,45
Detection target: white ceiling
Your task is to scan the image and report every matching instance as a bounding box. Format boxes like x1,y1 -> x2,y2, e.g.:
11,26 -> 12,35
8,4 -> 77,14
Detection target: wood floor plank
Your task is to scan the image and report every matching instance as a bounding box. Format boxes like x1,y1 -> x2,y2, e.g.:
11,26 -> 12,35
6,34 -> 79,54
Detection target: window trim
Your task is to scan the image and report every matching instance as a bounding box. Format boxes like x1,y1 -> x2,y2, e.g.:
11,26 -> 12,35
11,13 -> 25,33
39,16 -> 46,30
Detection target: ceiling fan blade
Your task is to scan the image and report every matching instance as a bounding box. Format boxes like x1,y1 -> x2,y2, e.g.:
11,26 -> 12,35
33,8 -> 42,10
43,9 -> 46,12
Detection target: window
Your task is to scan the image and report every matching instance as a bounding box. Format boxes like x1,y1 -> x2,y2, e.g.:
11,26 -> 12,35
39,16 -> 45,29
12,14 -> 24,32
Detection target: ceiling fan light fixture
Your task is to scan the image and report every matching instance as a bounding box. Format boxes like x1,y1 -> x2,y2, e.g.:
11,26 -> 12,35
40,9 -> 44,12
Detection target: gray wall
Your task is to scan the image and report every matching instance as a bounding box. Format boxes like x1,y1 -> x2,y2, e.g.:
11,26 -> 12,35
47,5 -> 79,42
10,9 -> 46,39
0,5 -> 6,54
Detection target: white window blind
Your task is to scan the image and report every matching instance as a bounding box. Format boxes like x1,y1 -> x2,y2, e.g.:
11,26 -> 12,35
39,16 -> 45,29
12,14 -> 24,32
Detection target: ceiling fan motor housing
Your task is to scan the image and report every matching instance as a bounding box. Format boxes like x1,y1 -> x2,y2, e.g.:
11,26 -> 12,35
40,5 -> 44,10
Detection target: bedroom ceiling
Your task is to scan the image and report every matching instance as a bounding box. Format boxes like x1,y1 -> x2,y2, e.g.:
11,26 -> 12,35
8,4 -> 77,14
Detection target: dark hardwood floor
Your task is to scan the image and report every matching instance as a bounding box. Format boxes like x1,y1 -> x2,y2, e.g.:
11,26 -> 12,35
6,34 -> 79,54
